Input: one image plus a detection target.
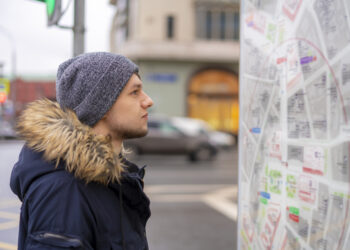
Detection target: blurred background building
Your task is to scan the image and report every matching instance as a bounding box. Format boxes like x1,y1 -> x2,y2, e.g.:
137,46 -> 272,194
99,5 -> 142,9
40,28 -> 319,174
110,0 -> 240,136
1,0 -> 240,139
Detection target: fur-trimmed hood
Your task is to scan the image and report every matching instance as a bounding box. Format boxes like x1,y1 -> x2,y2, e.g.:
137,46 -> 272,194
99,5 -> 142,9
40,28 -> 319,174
15,98 -> 124,185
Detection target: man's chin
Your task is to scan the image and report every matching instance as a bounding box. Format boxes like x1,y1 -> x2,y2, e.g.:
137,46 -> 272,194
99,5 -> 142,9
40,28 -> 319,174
122,129 -> 148,139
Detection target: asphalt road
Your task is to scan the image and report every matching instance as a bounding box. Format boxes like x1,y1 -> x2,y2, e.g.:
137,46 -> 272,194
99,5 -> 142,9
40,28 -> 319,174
0,140 -> 238,250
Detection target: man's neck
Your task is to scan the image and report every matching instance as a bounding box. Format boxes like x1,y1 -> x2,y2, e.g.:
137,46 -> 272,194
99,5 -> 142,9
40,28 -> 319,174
111,139 -> 123,155
92,123 -> 122,155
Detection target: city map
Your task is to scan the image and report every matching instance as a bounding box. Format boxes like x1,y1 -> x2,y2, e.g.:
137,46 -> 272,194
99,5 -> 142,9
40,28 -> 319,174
239,0 -> 350,249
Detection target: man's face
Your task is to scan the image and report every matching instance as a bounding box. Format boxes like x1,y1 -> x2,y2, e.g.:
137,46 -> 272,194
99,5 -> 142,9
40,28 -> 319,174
104,73 -> 154,140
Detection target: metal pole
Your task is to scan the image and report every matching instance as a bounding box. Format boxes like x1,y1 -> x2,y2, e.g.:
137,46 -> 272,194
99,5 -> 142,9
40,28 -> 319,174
0,25 -> 17,121
11,46 -> 16,106
110,9 -> 118,53
73,0 -> 85,56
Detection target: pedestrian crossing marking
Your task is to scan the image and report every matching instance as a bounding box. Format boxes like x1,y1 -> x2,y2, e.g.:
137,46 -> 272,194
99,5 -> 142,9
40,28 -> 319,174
0,199 -> 20,232
0,212 -> 18,220
145,184 -> 227,193
0,241 -> 16,250
0,200 -> 21,209
203,186 -> 238,221
148,194 -> 203,202
146,184 -> 238,221
0,211 -> 19,231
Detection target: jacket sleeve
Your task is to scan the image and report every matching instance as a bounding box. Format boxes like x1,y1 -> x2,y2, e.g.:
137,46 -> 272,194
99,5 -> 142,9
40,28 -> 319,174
22,174 -> 97,250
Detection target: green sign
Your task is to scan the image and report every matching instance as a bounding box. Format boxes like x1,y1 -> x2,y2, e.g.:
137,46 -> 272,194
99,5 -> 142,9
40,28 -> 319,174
32,0 -> 62,26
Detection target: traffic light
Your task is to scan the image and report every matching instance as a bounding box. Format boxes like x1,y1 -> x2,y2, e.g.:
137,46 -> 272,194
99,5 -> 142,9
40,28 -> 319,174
46,0 -> 62,26
33,0 -> 62,26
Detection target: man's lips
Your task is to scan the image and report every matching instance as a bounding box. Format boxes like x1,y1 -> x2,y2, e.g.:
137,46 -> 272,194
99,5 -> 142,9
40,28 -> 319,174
142,113 -> 148,119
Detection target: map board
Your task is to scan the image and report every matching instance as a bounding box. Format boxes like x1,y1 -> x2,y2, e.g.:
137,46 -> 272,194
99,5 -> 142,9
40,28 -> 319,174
238,0 -> 350,249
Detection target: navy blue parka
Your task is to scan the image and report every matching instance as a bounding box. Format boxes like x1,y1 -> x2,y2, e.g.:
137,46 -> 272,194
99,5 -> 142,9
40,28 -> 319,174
10,99 -> 151,250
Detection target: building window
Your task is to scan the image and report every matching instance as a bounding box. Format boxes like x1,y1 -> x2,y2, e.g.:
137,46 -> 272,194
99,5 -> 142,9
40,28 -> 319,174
167,16 -> 175,39
206,11 -> 212,39
220,11 -> 226,40
195,3 -> 239,41
115,0 -> 129,43
234,12 -> 240,40
195,7 -> 206,39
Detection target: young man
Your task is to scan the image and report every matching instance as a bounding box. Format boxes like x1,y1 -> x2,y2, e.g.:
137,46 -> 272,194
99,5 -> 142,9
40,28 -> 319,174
10,52 -> 154,249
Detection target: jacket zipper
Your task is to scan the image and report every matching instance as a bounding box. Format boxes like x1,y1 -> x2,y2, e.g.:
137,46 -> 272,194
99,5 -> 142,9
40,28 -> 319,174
38,232 -> 83,245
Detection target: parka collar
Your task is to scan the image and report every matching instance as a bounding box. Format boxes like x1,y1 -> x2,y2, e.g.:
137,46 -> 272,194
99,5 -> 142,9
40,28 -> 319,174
16,98 -> 124,185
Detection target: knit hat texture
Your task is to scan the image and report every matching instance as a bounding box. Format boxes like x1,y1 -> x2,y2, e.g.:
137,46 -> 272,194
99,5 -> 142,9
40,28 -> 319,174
56,52 -> 139,127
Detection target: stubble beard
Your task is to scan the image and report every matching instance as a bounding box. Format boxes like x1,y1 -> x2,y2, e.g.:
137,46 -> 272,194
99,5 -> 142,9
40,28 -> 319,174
113,124 -> 148,140
121,129 -> 148,139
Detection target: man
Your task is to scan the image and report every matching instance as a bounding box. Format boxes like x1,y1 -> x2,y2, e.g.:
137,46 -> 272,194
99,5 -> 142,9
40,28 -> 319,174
10,52 -> 154,249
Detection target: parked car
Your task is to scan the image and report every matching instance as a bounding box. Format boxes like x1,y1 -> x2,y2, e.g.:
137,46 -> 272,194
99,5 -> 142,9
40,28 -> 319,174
0,120 -> 17,139
171,116 -> 235,149
208,130 -> 236,149
124,115 -> 218,162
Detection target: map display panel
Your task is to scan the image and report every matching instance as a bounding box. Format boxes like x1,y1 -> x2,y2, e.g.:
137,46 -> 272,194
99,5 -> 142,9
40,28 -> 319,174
238,0 -> 350,249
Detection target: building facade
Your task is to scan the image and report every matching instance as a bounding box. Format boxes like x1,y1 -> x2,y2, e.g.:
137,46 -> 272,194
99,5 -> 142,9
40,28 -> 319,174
110,0 -> 240,134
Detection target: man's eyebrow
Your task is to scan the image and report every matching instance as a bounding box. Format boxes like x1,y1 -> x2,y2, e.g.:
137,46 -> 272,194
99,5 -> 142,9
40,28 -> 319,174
131,83 -> 142,89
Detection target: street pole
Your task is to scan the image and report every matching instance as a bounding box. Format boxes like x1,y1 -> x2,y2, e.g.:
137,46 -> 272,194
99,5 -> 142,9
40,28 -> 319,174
73,0 -> 85,56
0,25 -> 17,121
110,9 -> 118,53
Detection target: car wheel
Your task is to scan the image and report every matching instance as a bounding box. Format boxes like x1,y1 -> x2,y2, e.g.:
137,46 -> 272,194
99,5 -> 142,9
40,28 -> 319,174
189,145 -> 216,162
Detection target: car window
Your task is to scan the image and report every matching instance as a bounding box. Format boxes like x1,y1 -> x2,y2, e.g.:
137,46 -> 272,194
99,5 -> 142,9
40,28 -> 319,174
199,128 -> 209,136
161,123 -> 182,135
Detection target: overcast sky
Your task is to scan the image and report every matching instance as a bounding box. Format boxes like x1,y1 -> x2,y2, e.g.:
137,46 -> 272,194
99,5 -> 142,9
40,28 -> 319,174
0,0 -> 114,78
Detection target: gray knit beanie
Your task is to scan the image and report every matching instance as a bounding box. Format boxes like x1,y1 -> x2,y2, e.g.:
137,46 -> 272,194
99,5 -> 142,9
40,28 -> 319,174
56,52 -> 139,127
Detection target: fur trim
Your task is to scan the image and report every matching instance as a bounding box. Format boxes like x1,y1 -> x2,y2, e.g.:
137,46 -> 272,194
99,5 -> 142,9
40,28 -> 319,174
16,99 -> 124,185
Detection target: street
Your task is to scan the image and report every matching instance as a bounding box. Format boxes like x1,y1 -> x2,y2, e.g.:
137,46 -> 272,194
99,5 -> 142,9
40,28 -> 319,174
0,140 -> 238,250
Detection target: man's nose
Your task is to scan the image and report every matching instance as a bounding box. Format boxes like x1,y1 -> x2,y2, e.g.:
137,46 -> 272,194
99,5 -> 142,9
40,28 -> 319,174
142,92 -> 154,108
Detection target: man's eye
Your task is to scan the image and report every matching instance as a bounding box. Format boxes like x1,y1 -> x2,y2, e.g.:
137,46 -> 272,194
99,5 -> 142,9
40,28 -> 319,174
131,90 -> 138,95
